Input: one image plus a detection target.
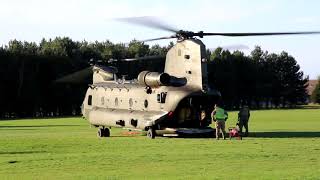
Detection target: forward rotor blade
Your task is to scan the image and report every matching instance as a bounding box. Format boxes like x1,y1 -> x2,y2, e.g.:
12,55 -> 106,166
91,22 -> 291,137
115,16 -> 178,33
94,65 -> 118,74
55,67 -> 93,84
201,31 -> 320,37
54,65 -> 117,84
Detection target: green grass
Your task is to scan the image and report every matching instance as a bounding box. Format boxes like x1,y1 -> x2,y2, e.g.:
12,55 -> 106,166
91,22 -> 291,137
1,109 -> 320,180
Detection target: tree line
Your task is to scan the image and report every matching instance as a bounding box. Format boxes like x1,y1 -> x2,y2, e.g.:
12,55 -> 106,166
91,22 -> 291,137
208,47 -> 308,109
0,37 -> 309,118
311,77 -> 320,104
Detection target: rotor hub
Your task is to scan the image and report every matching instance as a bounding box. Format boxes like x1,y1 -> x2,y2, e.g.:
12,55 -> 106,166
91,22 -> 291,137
176,30 -> 204,40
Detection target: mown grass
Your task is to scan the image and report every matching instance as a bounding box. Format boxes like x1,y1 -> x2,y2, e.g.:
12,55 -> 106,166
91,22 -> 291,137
0,109 -> 320,179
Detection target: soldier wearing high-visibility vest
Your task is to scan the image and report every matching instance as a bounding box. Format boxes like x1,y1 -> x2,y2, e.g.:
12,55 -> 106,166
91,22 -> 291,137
211,104 -> 228,140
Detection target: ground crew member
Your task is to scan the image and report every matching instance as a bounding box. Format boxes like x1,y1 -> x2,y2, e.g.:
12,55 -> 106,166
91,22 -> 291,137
200,110 -> 206,127
212,104 -> 228,140
238,105 -> 250,136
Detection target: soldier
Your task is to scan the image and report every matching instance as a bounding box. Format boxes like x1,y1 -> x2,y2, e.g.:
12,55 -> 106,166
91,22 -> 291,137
211,104 -> 228,140
238,105 -> 250,136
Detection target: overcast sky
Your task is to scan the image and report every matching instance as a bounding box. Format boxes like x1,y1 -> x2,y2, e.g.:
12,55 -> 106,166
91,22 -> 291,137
1,0 -> 319,79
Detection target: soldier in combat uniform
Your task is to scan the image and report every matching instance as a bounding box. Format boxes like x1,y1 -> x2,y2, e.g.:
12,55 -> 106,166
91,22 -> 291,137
238,105 -> 250,136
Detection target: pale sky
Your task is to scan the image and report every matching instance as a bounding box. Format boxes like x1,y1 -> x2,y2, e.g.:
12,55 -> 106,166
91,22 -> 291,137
1,0 -> 320,79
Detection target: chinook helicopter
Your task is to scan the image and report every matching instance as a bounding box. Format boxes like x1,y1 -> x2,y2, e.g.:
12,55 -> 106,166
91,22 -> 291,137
60,17 -> 320,139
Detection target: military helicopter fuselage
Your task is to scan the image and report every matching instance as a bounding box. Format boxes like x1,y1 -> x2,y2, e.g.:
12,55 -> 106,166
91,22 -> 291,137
81,38 -> 219,138
80,24 -> 320,138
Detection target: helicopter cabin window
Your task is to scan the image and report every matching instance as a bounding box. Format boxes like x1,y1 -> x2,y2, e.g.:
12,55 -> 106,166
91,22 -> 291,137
101,97 -> 104,105
161,92 -> 167,103
115,98 -> 119,106
157,92 -> 167,103
178,49 -> 181,56
157,94 -> 160,102
144,99 -> 148,108
88,95 -> 92,106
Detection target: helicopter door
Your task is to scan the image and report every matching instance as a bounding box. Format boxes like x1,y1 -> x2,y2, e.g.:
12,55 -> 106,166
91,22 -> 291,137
82,94 -> 93,118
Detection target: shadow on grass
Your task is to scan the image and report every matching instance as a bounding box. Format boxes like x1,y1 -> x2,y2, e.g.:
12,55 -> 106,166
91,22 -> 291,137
0,151 -> 46,155
250,131 -> 320,138
0,128 -> 38,131
0,116 -> 81,121
254,106 -> 320,111
0,125 -> 80,128
296,105 -> 320,109
110,135 -> 143,138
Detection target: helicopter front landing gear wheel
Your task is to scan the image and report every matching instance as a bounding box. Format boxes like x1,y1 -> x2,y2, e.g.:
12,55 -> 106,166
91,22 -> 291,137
147,128 -> 156,139
97,127 -> 110,138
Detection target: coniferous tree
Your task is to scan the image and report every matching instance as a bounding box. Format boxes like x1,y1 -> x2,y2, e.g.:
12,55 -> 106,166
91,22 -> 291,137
311,77 -> 320,104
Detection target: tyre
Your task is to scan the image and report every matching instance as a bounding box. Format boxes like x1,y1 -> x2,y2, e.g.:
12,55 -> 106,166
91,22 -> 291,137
147,128 -> 155,139
97,128 -> 104,137
104,128 -> 110,137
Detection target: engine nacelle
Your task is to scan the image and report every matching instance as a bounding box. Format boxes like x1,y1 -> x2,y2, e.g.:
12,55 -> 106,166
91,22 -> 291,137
138,71 -> 171,87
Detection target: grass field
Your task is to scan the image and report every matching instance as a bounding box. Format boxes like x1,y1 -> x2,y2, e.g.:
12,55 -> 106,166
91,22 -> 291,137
1,109 -> 320,179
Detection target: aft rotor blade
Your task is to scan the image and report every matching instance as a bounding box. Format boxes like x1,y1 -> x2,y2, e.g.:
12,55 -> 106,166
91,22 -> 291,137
115,16 -> 178,33
209,44 -> 249,52
201,31 -> 320,37
141,35 -> 176,42
121,55 -> 165,61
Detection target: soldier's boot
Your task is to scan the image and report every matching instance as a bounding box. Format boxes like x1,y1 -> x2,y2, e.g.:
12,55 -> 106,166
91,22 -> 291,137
244,123 -> 249,137
245,131 -> 249,137
222,131 -> 226,140
216,130 -> 219,140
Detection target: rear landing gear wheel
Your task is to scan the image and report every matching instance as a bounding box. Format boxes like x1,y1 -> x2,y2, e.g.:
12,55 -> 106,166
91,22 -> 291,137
97,128 -> 110,137
147,128 -> 156,139
97,128 -> 104,137
104,128 -> 110,137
